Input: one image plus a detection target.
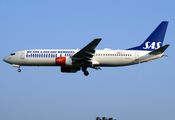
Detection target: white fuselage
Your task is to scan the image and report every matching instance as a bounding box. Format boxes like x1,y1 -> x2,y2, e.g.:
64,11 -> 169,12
3,49 -> 163,67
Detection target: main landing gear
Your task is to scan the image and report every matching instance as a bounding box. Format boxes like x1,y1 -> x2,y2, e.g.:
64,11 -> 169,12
84,70 -> 89,76
82,65 -> 89,76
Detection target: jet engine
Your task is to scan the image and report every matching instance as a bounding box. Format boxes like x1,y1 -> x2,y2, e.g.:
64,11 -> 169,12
56,57 -> 72,66
61,66 -> 80,73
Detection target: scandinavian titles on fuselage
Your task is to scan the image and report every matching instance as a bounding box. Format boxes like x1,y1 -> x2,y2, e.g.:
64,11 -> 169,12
25,50 -> 132,58
27,50 -> 75,54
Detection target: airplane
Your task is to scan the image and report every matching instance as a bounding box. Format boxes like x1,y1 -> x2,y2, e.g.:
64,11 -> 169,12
3,21 -> 170,76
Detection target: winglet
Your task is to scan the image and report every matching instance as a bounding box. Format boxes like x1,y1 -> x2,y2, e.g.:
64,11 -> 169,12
149,44 -> 170,55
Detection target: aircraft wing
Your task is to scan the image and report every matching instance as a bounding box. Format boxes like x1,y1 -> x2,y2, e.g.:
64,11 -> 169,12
72,38 -> 102,64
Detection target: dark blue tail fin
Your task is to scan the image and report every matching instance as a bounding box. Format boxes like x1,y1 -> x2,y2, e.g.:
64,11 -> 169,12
127,21 -> 168,51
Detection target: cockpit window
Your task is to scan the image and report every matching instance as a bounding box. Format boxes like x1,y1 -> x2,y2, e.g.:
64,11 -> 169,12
10,53 -> 15,56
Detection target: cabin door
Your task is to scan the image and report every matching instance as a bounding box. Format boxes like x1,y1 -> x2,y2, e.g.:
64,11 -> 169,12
20,51 -> 25,59
135,52 -> 139,60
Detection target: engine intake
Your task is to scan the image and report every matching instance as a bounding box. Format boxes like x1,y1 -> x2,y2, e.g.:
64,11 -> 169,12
56,57 -> 72,66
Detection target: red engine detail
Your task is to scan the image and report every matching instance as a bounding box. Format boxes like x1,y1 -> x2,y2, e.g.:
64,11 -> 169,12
56,57 -> 66,65
61,67 -> 80,73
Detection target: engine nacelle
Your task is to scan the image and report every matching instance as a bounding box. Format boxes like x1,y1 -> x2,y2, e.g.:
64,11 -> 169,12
56,57 -> 72,66
61,67 -> 80,73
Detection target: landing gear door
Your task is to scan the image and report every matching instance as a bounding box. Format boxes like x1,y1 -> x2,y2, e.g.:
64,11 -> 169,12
20,51 -> 25,59
135,52 -> 139,60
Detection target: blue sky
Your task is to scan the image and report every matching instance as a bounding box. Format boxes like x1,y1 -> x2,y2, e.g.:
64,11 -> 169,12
1,1 -> 175,120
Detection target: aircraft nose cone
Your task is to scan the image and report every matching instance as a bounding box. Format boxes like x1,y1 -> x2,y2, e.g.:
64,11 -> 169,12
3,57 -> 8,63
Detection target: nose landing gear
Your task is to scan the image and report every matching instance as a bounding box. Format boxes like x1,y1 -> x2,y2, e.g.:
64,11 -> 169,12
17,69 -> 21,72
12,64 -> 21,73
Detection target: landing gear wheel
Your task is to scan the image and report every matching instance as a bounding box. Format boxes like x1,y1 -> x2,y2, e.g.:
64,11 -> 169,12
18,69 -> 21,72
84,71 -> 89,76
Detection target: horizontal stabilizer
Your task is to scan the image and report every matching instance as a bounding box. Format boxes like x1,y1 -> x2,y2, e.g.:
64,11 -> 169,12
149,44 -> 170,55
